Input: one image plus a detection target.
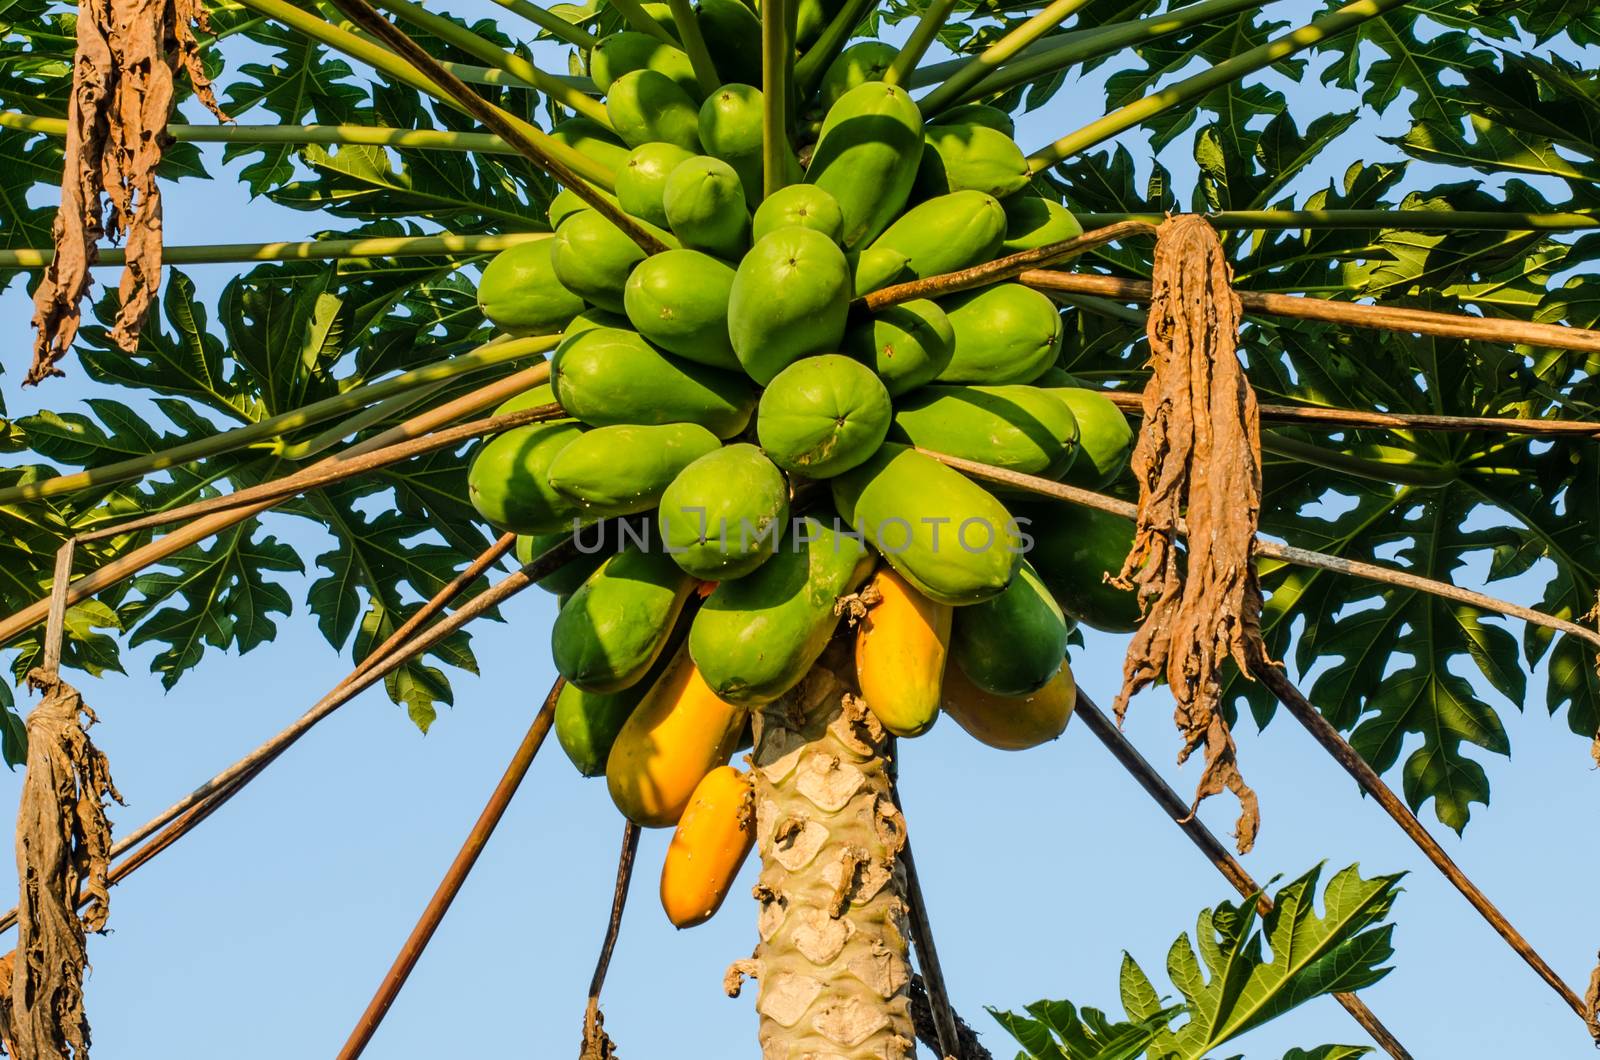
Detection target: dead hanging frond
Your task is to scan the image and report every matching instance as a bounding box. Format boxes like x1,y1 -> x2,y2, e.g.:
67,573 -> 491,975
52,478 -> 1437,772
580,822 -> 639,1060
1585,948 -> 1599,1043
27,0 -> 227,384
1111,214 -> 1270,855
7,671 -> 123,1060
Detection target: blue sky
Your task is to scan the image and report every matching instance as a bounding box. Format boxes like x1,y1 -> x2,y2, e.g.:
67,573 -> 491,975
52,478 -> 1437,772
2,2 -> 1598,1057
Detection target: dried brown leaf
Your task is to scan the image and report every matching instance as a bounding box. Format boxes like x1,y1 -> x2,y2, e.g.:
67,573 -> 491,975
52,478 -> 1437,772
8,672 -> 123,1060
1112,214 -> 1269,854
28,0 -> 226,384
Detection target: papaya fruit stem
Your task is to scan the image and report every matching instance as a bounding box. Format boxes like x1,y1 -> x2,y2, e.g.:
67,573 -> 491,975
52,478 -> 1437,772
913,0 -> 1093,112
581,821 -> 641,1059
1027,0 -> 1417,172
884,0 -> 960,87
0,333 -> 556,507
364,0 -> 612,125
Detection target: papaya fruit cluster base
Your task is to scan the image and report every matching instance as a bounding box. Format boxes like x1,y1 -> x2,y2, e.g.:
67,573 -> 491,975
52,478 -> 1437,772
465,19 -> 1144,934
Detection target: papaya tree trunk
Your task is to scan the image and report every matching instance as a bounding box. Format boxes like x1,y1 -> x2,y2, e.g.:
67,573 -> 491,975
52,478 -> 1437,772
729,641 -> 916,1059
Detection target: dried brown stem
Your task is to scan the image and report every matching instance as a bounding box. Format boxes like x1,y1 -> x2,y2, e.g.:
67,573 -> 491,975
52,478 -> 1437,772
0,362 -> 551,653
581,821 -> 640,1060
909,976 -> 992,1060
1095,390 -> 1600,440
920,450 -> 1600,654
336,678 -> 561,1060
1073,689 -> 1413,1060
1022,270 -> 1600,355
1248,660 -> 1594,1031
0,534 -> 577,937
78,403 -> 564,541
858,221 -> 1159,312
320,0 -> 666,253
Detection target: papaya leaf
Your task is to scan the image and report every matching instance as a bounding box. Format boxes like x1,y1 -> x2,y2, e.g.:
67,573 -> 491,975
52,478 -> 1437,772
993,865 -> 1400,1060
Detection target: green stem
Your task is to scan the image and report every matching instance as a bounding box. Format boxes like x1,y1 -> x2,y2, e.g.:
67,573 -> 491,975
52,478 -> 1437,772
915,0 -> 1093,114
2,110 -> 519,155
0,336 -> 558,507
1262,431 -> 1456,488
485,0 -> 598,48
793,0 -> 878,98
1028,0 -> 1416,171
667,0 -> 723,94
884,0 -> 959,87
0,232 -> 549,269
232,0 -> 614,188
762,0 -> 795,198
1075,209 -> 1600,231
608,0 -> 678,43
929,0 -> 1261,115
364,0 -> 610,124
275,382 -> 448,459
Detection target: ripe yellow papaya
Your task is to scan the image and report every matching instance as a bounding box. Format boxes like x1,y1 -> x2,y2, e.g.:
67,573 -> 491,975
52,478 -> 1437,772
942,656 -> 1076,750
855,568 -> 950,737
606,643 -> 746,827
660,765 -> 755,927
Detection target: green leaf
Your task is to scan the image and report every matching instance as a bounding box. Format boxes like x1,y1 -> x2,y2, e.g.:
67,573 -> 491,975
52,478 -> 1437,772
993,865 -> 1401,1060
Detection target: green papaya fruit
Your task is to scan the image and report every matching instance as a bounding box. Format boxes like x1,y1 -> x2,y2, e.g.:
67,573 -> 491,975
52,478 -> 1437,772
756,355 -> 892,478
553,546 -> 698,692
689,516 -> 874,704
844,299 -> 954,396
789,0 -> 847,48
1017,501 -> 1141,632
551,210 -> 648,313
552,327 -> 756,437
694,0 -> 763,85
697,84 -> 773,209
751,184 -> 844,243
516,529 -> 613,597
916,123 -> 1031,199
477,240 -> 583,337
1041,387 -> 1134,489
548,117 -> 631,173
467,420 -> 589,533
606,68 -> 703,151
933,102 -> 1014,137
852,190 -> 1006,295
555,676 -> 647,777
832,442 -> 1022,605
891,385 -> 1079,479
566,307 -> 630,337
658,443 -> 790,579
816,41 -> 896,111
806,81 -> 923,249
663,155 -> 750,259
938,283 -> 1062,384
727,226 -> 851,384
950,560 -> 1069,695
616,142 -> 696,228
1032,367 -> 1076,387
590,30 -> 701,99
622,249 -> 739,369
1001,195 -> 1083,252
496,382 -> 557,415
546,422 -> 721,515
548,189 -> 589,229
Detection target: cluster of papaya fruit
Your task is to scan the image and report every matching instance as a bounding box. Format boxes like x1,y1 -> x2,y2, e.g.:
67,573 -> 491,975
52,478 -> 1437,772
464,11 -> 1143,929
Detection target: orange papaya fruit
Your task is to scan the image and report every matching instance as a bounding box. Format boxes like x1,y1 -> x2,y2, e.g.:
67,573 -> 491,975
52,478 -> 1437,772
606,643 -> 746,827
660,765 -> 755,928
854,568 -> 950,737
941,657 -> 1076,750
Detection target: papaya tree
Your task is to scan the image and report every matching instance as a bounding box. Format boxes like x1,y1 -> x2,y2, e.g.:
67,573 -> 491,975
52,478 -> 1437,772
1,0 -> 1599,1056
